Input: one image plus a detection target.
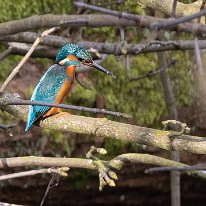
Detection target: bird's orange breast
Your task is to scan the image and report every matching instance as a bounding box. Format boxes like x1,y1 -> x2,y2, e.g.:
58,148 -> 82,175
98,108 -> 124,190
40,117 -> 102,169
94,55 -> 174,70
55,65 -> 76,104
42,55 -> 77,118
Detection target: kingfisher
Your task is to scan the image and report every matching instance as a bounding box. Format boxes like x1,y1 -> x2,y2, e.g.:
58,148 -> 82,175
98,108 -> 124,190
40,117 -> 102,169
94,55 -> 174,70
25,43 -> 115,131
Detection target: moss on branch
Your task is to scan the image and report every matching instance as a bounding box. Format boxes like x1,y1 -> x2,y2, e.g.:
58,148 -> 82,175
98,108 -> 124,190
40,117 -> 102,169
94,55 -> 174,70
1,92 -> 206,154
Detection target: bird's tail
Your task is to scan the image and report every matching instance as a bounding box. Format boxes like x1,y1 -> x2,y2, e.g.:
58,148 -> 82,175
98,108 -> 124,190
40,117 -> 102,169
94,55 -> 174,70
25,106 -> 36,132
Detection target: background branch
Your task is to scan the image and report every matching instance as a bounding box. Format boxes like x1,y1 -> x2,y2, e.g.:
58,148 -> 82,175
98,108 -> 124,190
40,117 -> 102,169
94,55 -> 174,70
3,33 -> 206,56
74,1 -> 206,35
145,165 -> 206,173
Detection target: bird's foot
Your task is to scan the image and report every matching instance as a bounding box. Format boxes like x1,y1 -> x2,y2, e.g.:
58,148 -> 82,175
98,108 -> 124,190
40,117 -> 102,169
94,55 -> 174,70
55,111 -> 70,118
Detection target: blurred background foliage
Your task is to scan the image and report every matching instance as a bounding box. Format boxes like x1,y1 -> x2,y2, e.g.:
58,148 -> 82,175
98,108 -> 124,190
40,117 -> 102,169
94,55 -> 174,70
0,0 -> 193,158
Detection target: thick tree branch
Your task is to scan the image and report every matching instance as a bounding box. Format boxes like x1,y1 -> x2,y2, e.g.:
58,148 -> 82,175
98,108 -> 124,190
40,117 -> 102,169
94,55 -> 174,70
74,2 -> 206,35
0,13 -> 206,37
3,33 -> 206,56
6,42 -> 58,58
1,92 -> 206,154
0,14 -> 136,36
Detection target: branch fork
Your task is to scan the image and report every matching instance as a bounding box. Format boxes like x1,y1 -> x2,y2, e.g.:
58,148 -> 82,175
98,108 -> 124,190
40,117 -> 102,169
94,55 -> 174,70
86,146 -> 118,191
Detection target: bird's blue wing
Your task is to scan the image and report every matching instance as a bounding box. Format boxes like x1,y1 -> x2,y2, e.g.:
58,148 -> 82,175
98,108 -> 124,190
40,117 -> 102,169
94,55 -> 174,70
25,64 -> 70,131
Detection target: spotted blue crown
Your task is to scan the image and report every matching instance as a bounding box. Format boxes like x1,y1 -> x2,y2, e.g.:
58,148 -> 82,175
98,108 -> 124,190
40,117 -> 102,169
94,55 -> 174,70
55,43 -> 92,63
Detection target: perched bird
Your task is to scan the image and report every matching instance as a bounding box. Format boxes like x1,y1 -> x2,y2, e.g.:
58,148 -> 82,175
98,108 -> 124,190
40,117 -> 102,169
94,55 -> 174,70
25,43 -> 115,131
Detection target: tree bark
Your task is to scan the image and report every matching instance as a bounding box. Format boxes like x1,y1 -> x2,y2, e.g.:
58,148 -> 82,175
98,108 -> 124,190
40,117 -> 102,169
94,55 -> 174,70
136,0 -> 202,17
1,92 -> 206,154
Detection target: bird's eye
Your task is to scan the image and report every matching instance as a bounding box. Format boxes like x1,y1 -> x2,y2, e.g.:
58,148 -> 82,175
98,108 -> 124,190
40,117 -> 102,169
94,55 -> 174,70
78,58 -> 84,62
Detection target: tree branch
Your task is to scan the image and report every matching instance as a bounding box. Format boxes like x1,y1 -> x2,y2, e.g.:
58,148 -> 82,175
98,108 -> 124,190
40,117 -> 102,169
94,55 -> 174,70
1,92 -> 206,154
0,47 -> 12,61
3,36 -> 206,59
0,153 -> 206,180
3,33 -> 206,56
5,99 -> 132,119
0,12 -> 206,37
0,14 -> 137,36
74,2 -> 206,35
129,58 -> 176,81
145,165 -> 206,173
0,167 -> 69,181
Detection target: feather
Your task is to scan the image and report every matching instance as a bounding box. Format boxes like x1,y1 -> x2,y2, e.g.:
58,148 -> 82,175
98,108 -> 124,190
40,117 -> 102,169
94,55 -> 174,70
25,64 -> 71,131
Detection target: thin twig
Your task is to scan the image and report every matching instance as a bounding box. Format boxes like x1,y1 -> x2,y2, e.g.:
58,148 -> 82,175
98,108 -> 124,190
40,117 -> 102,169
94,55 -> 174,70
0,123 -> 17,136
152,9 -> 206,30
0,47 -> 12,61
194,0 -> 205,74
40,173 -> 60,206
0,27 -> 60,93
194,35 -> 203,74
172,0 -> 178,17
0,167 -> 69,181
0,123 -> 16,130
145,166 -> 206,173
2,99 -> 132,119
130,58 -> 177,81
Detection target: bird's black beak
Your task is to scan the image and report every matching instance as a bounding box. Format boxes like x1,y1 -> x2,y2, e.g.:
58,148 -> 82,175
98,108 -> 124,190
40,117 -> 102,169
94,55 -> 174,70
87,61 -> 116,78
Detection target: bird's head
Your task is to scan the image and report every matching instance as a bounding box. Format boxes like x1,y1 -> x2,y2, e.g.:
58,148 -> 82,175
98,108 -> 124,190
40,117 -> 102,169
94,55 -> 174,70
55,44 -> 116,78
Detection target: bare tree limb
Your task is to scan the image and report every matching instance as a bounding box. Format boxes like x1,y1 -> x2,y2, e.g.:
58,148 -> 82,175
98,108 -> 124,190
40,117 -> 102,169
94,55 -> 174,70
3,33 -> 206,56
74,1 -> 206,35
172,0 -> 178,17
0,154 -> 206,180
75,1 -> 206,30
0,14 -> 137,36
0,167 -> 69,181
0,13 -> 206,36
129,58 -> 176,81
4,99 -> 132,119
1,92 -> 206,154
0,47 -> 12,61
6,42 -> 58,58
145,166 -> 206,173
151,9 -> 206,30
40,172 -> 60,206
157,34 -> 180,206
0,123 -> 16,131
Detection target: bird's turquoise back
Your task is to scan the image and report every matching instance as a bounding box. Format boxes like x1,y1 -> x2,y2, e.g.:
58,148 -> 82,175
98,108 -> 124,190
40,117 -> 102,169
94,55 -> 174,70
25,64 -> 72,131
